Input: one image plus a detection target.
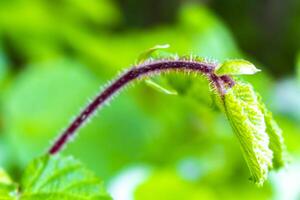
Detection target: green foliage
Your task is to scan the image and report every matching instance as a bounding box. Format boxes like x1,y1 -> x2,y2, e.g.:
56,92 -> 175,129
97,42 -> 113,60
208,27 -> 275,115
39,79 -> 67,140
135,47 -> 286,185
223,81 -> 285,186
3,61 -> 101,165
134,168 -> 273,200
137,44 -> 179,95
297,53 -> 300,82
216,59 -> 261,76
0,49 -> 8,86
0,169 -> 17,199
137,44 -> 170,64
2,4 -> 242,177
3,60 -> 156,180
20,155 -> 111,200
1,49 -> 287,198
258,96 -> 287,169
135,171 -> 217,200
0,155 -> 111,200
145,79 -> 178,96
0,1 -> 293,198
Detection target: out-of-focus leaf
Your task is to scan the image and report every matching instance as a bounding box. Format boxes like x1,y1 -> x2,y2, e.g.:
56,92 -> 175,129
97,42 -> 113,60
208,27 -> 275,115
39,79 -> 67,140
3,59 -> 157,180
63,0 -> 121,25
0,47 -> 8,89
0,0 -> 120,30
0,168 -> 17,199
224,81 -> 273,186
216,59 -> 261,76
145,79 -> 178,95
272,78 -> 300,121
179,4 -> 240,60
20,155 -> 111,200
165,74 -> 193,96
134,171 -> 217,200
137,44 -> 170,64
3,60 -> 101,165
297,53 -> 300,82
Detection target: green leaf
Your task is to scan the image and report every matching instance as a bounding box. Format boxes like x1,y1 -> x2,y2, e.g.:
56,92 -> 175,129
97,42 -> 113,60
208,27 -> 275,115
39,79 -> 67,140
136,44 -> 170,64
257,95 -> 287,169
145,79 -> 178,95
224,81 -> 273,186
20,155 -> 111,200
0,168 -> 17,200
216,59 -> 261,76
135,171 -> 216,200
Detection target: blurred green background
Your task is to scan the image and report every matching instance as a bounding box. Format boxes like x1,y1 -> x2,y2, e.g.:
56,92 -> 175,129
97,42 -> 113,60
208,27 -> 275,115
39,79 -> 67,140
0,0 -> 300,199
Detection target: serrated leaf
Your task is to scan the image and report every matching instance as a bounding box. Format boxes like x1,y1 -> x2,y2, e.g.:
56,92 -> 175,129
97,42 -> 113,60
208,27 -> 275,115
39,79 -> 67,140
216,59 -> 261,76
145,79 -> 178,95
20,155 -> 111,200
224,82 -> 273,186
136,44 -> 170,64
257,95 -> 287,169
0,169 -> 17,200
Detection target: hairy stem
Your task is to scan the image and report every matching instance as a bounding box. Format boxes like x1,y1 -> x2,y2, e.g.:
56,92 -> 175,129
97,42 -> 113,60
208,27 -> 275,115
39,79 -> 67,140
49,60 -> 234,155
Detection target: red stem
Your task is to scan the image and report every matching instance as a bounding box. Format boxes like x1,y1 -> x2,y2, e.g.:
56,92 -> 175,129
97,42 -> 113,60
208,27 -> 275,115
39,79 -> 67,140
49,60 -> 233,155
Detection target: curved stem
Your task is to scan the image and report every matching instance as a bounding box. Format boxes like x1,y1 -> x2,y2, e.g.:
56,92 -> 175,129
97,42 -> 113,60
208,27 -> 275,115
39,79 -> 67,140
49,60 -> 234,155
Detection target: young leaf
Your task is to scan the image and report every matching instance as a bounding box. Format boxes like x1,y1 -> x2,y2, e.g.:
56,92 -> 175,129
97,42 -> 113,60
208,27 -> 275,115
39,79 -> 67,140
0,168 -> 18,199
20,155 -> 111,200
224,81 -> 273,186
258,95 -> 287,169
136,44 -> 170,64
145,79 -> 178,95
216,59 -> 261,76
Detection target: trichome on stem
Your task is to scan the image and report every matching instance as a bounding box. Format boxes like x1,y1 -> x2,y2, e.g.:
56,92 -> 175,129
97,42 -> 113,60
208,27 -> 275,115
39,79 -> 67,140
49,59 -> 234,155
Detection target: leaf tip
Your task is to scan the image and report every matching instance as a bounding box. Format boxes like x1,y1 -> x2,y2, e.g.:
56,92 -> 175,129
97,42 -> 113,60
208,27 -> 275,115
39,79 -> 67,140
216,59 -> 261,76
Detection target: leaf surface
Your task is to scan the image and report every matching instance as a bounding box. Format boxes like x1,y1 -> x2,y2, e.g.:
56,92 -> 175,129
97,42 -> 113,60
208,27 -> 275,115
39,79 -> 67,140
258,95 -> 287,169
0,169 -> 17,200
224,81 -> 273,186
137,44 -> 170,64
20,155 -> 111,200
216,59 -> 260,76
